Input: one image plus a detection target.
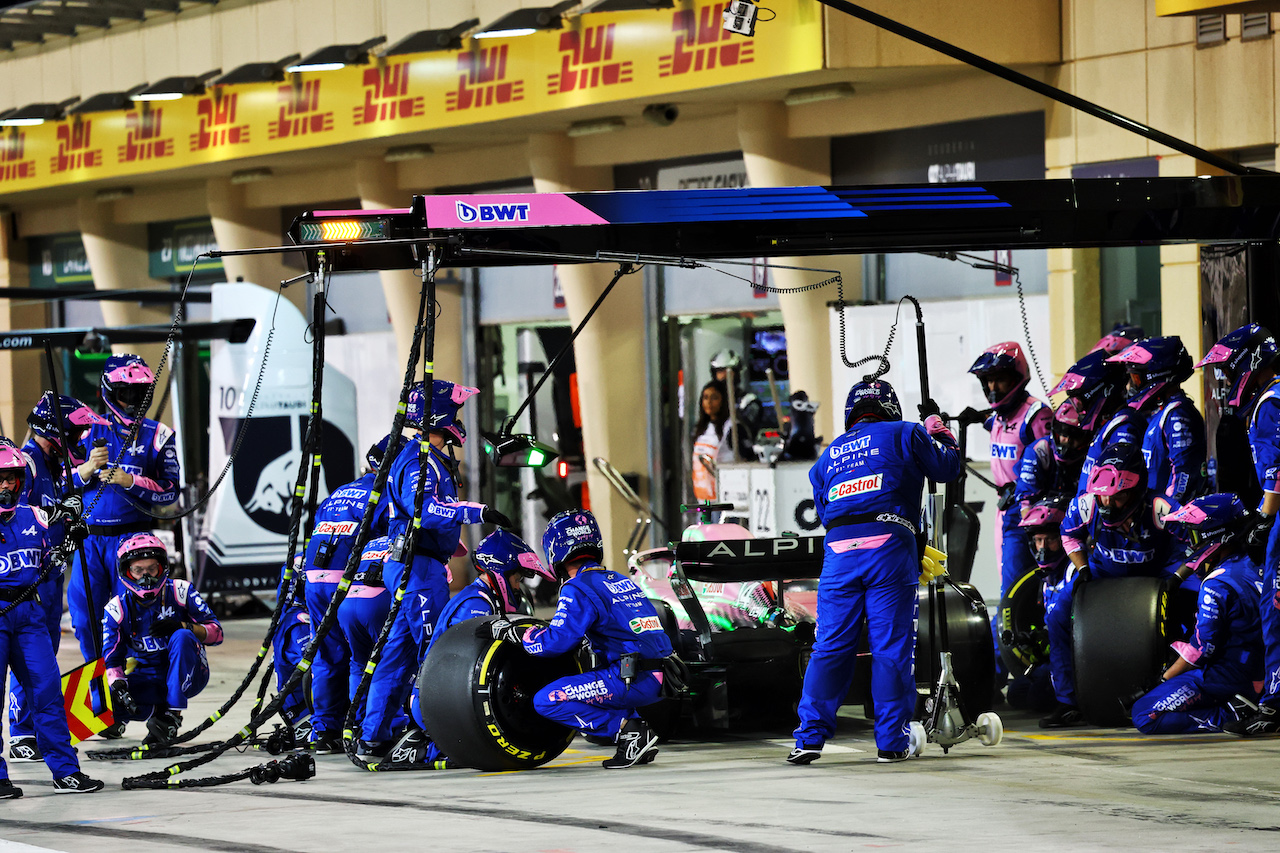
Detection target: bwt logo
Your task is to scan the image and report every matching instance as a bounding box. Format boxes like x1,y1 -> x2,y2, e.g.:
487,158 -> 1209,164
455,201 -> 530,223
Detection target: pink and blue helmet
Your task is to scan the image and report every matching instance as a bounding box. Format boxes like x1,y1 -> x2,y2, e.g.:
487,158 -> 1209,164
1018,493 -> 1071,570
542,510 -> 604,572
968,341 -> 1030,412
1088,323 -> 1145,356
100,354 -> 155,425
405,380 -> 479,445
27,393 -> 108,464
116,532 -> 169,599
1107,336 -> 1193,412
473,529 -> 557,612
1195,323 -> 1279,414
0,439 -> 26,510
1165,493 -> 1252,575
1049,350 -> 1127,431
1085,441 -> 1147,527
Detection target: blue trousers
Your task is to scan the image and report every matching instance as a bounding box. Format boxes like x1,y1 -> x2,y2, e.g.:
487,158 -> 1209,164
0,600 -> 80,779
272,608 -> 311,725
794,533 -> 918,753
533,665 -> 663,737
9,573 -> 63,739
1043,572 -> 1078,706
361,571 -> 449,744
1132,666 -> 1257,733
67,533 -> 129,662
120,629 -> 209,719
1261,522 -> 1280,704
304,580 -> 351,738
337,589 -> 391,728
992,509 -> 1036,684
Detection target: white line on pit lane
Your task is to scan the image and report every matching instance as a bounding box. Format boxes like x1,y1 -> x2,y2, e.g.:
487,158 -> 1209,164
764,739 -> 864,753
0,841 -> 70,853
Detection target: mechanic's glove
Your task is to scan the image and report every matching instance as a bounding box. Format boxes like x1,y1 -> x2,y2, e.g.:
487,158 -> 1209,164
660,654 -> 692,699
110,680 -> 137,719
918,398 -> 941,421
480,618 -> 529,645
150,618 -> 187,639
922,414 -> 955,444
49,494 -> 84,525
919,544 -> 948,585
1245,512 -> 1276,563
481,507 -> 515,529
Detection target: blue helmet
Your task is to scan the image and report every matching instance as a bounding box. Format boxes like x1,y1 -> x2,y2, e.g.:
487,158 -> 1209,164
474,529 -> 556,612
542,510 -> 604,573
1089,323 -> 1145,356
27,393 -> 107,464
1108,336 -> 1193,412
844,379 -> 901,429
1196,323 -> 1280,414
1165,493 -> 1252,574
405,380 -> 479,444
365,434 -> 396,472
100,353 -> 155,424
1049,350 -> 1127,431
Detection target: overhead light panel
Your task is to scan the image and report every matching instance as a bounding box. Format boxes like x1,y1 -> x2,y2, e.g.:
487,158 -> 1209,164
584,0 -> 673,11
0,98 -> 78,126
567,116 -> 626,137
231,167 -> 273,184
384,19 -> 480,55
95,187 -> 134,202
286,37 -> 386,73
132,71 -> 221,102
783,82 -> 855,106
213,55 -> 302,87
474,1 -> 578,39
482,432 -> 559,468
384,144 -> 435,162
67,88 -> 148,115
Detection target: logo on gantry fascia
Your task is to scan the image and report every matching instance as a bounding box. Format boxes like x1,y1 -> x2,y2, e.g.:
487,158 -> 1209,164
455,201 -> 531,224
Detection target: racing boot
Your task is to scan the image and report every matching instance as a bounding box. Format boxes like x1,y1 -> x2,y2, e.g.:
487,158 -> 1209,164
8,736 -> 41,763
99,721 -> 127,740
602,718 -> 658,769
786,744 -> 822,765
357,739 -> 390,758
876,749 -> 912,763
0,779 -> 21,799
1039,703 -> 1086,729
143,710 -> 182,746
1224,701 -> 1280,737
310,731 -> 344,754
53,772 -> 105,794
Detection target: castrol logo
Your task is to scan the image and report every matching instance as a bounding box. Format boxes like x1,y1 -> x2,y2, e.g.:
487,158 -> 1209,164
629,616 -> 663,634
827,474 -> 883,502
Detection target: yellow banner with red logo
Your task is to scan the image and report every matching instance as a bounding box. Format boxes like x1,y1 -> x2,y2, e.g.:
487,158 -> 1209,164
0,0 -> 823,195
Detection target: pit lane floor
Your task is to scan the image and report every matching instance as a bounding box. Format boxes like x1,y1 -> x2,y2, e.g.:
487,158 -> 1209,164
2,617 -> 1277,853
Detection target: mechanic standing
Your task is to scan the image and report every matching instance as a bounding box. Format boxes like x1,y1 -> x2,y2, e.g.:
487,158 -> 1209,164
1132,494 -> 1263,734
8,395 -> 105,764
102,533 -> 223,746
968,343 -> 1051,614
68,354 -> 180,669
0,442 -> 103,797
359,380 -> 511,757
1195,323 -> 1280,736
790,379 -> 961,765
273,556 -> 311,745
485,510 -> 680,769
303,435 -> 394,754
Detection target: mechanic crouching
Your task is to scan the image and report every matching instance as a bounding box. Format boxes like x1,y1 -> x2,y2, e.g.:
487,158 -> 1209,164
102,534 -> 223,745
790,379 -> 961,765
483,510 -> 685,769
1131,494 -> 1264,734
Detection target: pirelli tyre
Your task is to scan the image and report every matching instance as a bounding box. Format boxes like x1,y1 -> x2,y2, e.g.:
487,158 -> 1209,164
915,582 -> 995,721
997,568 -> 1049,677
418,616 -> 582,771
1071,576 -> 1169,727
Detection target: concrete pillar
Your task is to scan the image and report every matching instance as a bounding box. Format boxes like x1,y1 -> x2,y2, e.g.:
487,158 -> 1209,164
354,158 -> 463,383
206,178 -> 307,316
76,197 -> 175,427
737,103 -> 837,437
528,132 -> 647,566
0,214 -> 46,440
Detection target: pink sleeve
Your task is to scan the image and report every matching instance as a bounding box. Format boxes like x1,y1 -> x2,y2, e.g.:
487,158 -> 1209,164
1061,535 -> 1086,554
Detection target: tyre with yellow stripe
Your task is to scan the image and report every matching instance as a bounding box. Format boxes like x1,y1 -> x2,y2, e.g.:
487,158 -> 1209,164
418,616 -> 581,771
997,568 -> 1048,676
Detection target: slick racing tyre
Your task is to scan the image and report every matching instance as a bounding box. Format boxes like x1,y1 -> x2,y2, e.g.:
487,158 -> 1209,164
915,582 -> 995,721
1072,576 -> 1169,727
997,568 -> 1048,677
418,616 -> 581,771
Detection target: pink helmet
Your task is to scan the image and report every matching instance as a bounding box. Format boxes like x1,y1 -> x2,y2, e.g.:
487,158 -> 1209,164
1050,397 -> 1092,465
0,440 -> 27,511
968,342 -> 1030,412
117,532 -> 169,598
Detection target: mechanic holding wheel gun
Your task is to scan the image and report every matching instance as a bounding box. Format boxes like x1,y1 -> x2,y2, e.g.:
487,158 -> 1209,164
789,379 -> 962,765
482,510 -> 688,769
